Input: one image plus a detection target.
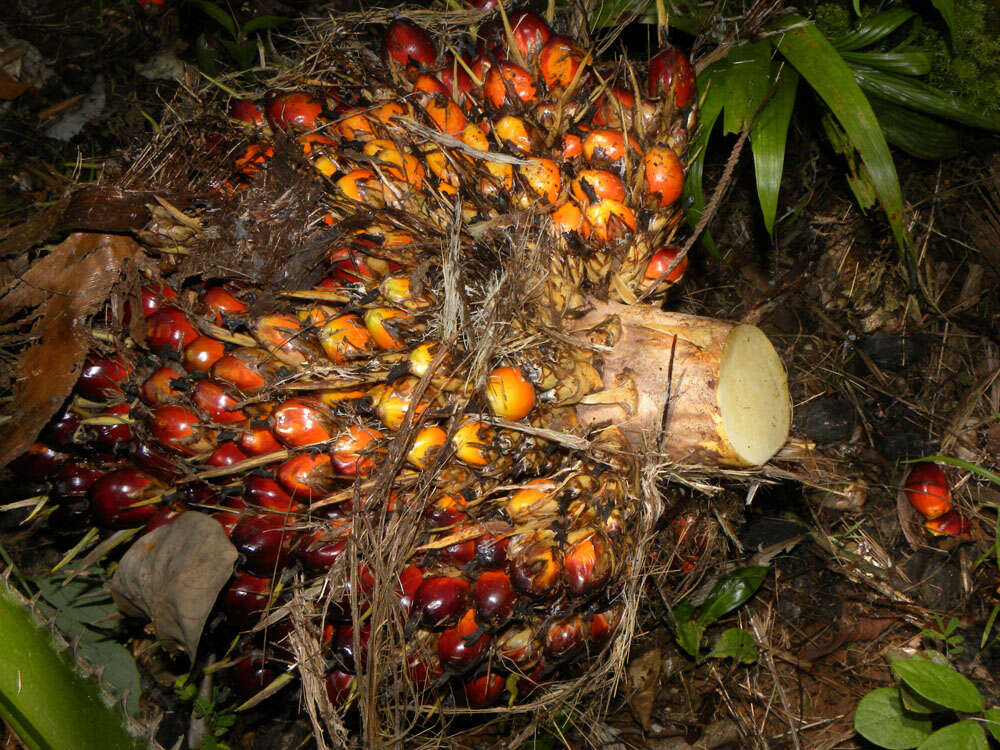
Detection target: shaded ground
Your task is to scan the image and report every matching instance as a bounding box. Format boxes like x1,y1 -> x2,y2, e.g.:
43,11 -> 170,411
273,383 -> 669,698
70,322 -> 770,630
1,1 -> 999,748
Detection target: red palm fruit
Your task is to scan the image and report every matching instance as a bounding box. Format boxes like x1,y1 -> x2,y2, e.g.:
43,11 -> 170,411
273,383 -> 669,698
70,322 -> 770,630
441,527 -> 477,566
544,615 -> 587,660
648,46 -> 696,108
561,133 -> 583,159
475,534 -> 510,569
318,313 -> 375,364
88,469 -> 163,527
206,441 -> 248,467
585,199 -> 636,242
645,245 -> 688,283
405,630 -> 443,685
507,479 -> 558,520
486,366 -> 536,421
412,576 -> 470,628
213,496 -> 248,537
426,93 -> 469,136
91,403 -> 133,449
414,73 -> 448,96
139,284 -> 179,318
330,424 -> 383,476
468,52 -> 493,83
496,624 -> 540,667
230,650 -> 278,699
424,492 -> 469,527
131,440 -> 176,477
192,380 -> 246,425
140,366 -> 184,405
905,463 -> 952,520
539,36 -> 584,89
439,54 -> 474,105
520,158 -> 561,204
563,528 -> 613,597
494,115 -> 534,155
384,19 -> 437,71
146,307 -> 199,353
229,99 -> 265,125
150,405 -> 212,454
925,509 -> 970,537
438,608 -> 490,672
363,308 -> 411,351
220,571 -> 271,627
77,354 -> 130,401
325,670 -> 355,707
231,514 -> 297,576
464,0 -> 498,8
516,663 -> 547,697
328,245 -> 377,285
295,528 -> 347,572
332,622 -> 371,671
52,461 -> 103,499
372,377 -> 430,430
484,62 -> 538,108
10,443 -> 68,480
509,533 -> 562,599
182,336 -> 225,372
571,169 -> 626,205
41,409 -> 82,450
270,398 -> 336,448
266,92 -> 323,129
202,285 -> 249,324
643,145 -> 684,207
589,605 -> 622,646
550,200 -> 590,239
397,564 -> 424,614
594,86 -> 636,129
406,425 -> 447,470
472,570 -> 514,630
142,506 -> 185,536
238,423 -> 283,456
234,143 -> 274,177
509,10 -> 552,60
451,420 -> 494,466
461,672 -> 506,707
276,453 -> 333,498
254,314 -> 311,366
583,129 -> 629,164
211,349 -> 270,392
245,476 -> 297,512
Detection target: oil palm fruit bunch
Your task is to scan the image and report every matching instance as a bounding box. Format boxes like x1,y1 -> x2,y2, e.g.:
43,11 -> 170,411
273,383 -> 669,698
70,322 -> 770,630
223,8 -> 698,312
2,7 -> 791,736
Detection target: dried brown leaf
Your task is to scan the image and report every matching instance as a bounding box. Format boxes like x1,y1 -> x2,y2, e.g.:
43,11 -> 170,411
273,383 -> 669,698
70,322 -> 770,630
110,512 -> 238,658
627,647 -> 662,731
0,232 -> 140,468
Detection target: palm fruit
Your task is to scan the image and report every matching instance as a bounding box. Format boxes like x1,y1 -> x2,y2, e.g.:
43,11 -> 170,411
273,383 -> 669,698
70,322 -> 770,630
2,8 -> 710,732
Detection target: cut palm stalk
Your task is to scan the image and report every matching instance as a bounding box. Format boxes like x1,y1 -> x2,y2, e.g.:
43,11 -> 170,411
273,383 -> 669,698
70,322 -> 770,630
573,300 -> 791,467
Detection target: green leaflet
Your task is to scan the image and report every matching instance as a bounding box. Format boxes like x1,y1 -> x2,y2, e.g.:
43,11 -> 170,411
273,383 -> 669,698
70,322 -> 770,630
751,64 -> 798,236
683,62 -> 728,257
841,51 -> 931,76
851,65 -> 1000,132
891,659 -> 983,714
771,16 -> 910,263
854,688 -> 933,749
831,9 -> 915,52
917,721 -> 988,750
722,40 -> 772,135
870,99 -> 962,160
0,582 -> 143,750
928,0 -> 955,43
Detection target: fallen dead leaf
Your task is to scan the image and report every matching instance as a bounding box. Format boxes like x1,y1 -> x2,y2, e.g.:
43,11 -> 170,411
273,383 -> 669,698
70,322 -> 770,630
0,232 -> 140,468
111,512 -> 238,658
627,647 -> 662,731
0,69 -> 28,101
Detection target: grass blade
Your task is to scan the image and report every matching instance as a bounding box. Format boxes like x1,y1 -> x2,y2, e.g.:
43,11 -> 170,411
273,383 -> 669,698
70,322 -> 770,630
851,64 -> 1000,131
751,65 -> 798,236
772,16 -> 910,263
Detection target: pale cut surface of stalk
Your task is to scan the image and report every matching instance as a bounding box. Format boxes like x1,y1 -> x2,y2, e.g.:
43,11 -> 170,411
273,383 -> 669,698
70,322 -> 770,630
573,300 -> 791,467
